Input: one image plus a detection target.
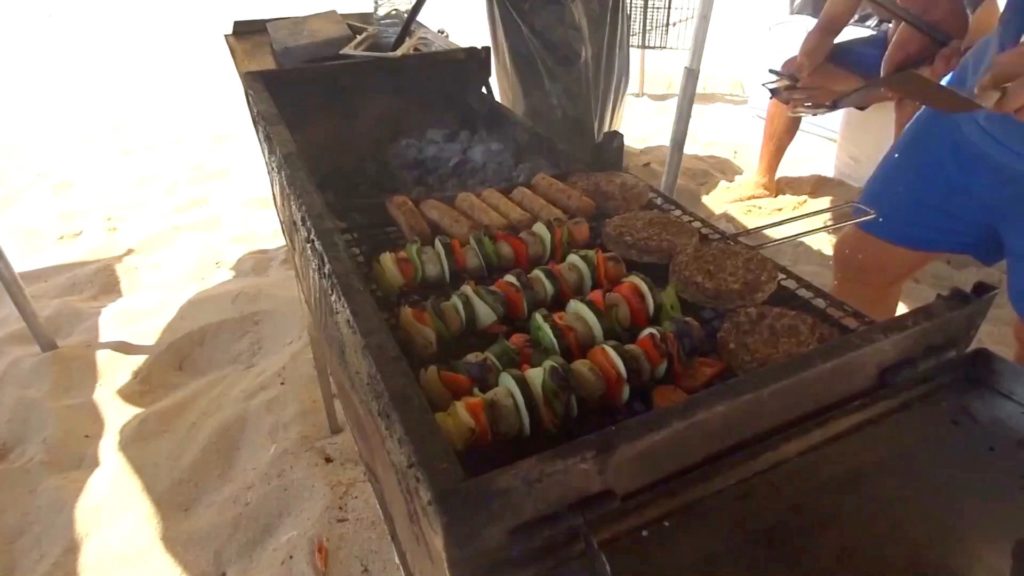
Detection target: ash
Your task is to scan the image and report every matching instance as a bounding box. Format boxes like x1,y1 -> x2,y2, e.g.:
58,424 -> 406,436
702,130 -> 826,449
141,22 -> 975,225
388,129 -> 554,198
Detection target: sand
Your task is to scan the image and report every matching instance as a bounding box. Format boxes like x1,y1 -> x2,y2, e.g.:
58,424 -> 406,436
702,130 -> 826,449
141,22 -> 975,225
0,1 -> 1015,575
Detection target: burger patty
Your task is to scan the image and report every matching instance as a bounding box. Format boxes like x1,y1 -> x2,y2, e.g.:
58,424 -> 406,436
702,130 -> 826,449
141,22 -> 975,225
670,242 -> 779,308
601,210 -> 700,264
717,305 -> 839,374
565,172 -> 652,216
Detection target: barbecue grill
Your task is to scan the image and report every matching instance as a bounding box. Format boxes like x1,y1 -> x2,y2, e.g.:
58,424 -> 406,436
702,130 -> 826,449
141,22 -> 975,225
226,40 -> 1008,576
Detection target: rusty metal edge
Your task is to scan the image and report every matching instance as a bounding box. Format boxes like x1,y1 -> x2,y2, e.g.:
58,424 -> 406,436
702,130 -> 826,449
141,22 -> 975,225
236,68 -> 466,576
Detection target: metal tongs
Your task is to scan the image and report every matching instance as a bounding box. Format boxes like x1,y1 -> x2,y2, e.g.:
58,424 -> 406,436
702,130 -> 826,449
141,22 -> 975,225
762,68 -> 840,116
731,202 -> 876,249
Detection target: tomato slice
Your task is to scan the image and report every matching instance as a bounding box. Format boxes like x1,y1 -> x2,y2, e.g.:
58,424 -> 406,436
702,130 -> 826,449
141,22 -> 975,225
596,249 -> 608,290
587,347 -> 624,406
636,333 -> 666,372
508,332 -> 530,348
586,289 -> 606,311
452,239 -> 467,272
411,307 -> 433,329
508,333 -> 534,366
494,280 -> 526,320
396,253 -> 416,284
462,397 -> 492,447
482,323 -> 509,335
497,232 -> 530,269
550,264 -> 574,303
552,312 -> 582,360
552,225 -> 565,263
664,332 -> 685,387
439,370 -> 474,397
678,357 -> 727,394
612,282 -> 649,328
652,385 -> 688,409
587,348 -> 617,388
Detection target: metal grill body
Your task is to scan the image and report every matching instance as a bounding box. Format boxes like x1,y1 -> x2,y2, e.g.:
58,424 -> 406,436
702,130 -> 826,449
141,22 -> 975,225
228,42 -> 999,576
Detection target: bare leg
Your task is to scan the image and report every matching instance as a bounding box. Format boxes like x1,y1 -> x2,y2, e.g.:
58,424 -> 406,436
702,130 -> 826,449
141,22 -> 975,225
752,97 -> 802,196
714,59 -> 868,203
832,227 -> 938,320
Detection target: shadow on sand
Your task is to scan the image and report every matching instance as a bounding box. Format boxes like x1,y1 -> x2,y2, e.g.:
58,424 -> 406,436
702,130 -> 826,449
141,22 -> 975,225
0,252 -> 126,576
114,247 -> 401,576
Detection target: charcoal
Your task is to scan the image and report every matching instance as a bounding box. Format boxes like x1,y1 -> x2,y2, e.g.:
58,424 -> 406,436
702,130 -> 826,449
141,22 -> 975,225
466,144 -> 490,165
425,128 -> 451,143
385,127 -> 535,193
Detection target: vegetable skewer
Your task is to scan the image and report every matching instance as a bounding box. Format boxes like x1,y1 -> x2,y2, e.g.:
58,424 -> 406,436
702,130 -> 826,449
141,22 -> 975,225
374,217 -> 593,295
429,318 -> 725,451
398,251 -> 633,360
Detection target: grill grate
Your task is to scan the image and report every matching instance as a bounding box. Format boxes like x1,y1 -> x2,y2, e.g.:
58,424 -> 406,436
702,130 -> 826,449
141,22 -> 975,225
329,180 -> 872,475
333,187 -> 870,336
628,0 -> 698,50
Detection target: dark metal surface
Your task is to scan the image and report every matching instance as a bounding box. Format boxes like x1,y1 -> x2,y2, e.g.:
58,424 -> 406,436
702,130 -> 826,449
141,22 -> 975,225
227,39 -> 1004,576
603,348 -> 1024,576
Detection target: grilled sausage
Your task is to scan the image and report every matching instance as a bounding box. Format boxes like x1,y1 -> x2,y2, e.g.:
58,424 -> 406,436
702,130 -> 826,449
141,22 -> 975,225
529,173 -> 597,218
419,199 -> 480,243
509,186 -> 566,222
454,192 -> 511,234
479,188 -> 535,230
385,195 -> 433,244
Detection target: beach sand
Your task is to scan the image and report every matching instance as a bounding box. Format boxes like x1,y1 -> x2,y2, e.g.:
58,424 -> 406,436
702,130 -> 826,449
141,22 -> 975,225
0,1 -> 1013,575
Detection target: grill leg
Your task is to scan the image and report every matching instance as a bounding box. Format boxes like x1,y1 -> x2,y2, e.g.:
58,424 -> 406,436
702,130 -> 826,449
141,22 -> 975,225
307,318 -> 343,434
0,245 -> 58,353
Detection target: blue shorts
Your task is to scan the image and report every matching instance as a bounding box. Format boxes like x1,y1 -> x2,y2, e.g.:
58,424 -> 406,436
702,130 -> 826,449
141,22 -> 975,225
827,29 -> 888,80
858,107 -> 1024,315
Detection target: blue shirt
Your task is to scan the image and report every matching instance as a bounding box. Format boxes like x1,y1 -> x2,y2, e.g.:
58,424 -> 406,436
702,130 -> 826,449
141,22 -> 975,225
945,0 -> 1024,159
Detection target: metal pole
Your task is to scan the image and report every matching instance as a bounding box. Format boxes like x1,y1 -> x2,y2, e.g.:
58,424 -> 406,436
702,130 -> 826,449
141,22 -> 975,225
639,0 -> 650,97
659,0 -> 716,195
0,245 -> 58,353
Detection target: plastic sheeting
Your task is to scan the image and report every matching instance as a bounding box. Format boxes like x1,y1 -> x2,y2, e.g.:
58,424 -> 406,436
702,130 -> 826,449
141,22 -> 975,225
486,0 -> 630,158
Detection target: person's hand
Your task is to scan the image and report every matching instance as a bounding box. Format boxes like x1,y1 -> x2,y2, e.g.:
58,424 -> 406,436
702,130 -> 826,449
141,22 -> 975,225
977,42 -> 1024,120
795,28 -> 835,78
926,40 -> 965,80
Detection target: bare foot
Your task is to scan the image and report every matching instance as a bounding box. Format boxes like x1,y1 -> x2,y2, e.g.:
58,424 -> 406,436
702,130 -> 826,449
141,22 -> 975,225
708,177 -> 776,203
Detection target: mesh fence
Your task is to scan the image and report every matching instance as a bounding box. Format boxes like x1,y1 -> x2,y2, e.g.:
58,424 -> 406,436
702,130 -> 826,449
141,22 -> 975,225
627,0 -> 698,50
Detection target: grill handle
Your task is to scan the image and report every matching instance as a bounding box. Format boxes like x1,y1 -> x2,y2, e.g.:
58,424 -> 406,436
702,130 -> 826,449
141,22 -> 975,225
730,201 -> 876,250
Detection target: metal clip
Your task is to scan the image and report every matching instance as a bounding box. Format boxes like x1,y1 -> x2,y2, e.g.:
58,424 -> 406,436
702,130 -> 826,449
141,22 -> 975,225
731,201 -> 877,249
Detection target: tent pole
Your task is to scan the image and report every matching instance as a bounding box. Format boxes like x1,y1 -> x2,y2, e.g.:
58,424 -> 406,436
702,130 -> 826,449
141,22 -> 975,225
660,0 -> 716,195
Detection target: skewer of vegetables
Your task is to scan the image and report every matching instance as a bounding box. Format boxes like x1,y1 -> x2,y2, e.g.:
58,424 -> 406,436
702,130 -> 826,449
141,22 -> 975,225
398,251 -> 631,360
423,307 -> 725,447
430,319 -> 725,451
374,217 -> 591,295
